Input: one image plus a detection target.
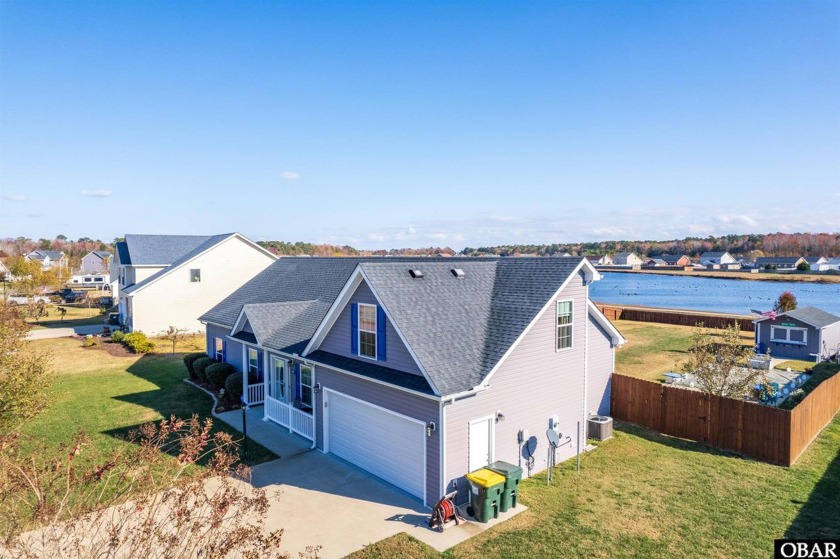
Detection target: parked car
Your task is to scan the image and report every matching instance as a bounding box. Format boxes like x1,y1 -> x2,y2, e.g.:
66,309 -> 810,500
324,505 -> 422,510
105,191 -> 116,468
58,289 -> 87,303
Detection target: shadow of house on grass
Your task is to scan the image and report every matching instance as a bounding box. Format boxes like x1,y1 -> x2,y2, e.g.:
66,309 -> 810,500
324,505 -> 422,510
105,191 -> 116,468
784,449 -> 840,540
102,353 -> 276,466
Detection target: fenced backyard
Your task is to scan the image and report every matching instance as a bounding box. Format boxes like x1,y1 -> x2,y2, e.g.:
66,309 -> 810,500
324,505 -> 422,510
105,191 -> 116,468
597,304 -> 755,331
610,370 -> 840,466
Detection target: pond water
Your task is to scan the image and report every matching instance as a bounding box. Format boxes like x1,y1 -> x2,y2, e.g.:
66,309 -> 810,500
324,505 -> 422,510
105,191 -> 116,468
589,272 -> 840,316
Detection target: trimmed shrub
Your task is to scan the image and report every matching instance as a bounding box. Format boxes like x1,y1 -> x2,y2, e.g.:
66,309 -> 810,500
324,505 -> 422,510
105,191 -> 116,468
110,330 -> 125,343
123,331 -> 155,354
192,356 -> 214,384
82,335 -> 99,348
206,362 -> 236,391
225,372 -> 243,402
183,352 -> 207,380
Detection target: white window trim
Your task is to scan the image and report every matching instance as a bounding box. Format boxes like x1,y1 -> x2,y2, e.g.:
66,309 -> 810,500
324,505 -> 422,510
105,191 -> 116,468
357,303 -> 378,361
269,355 -> 288,402
299,364 -> 315,408
214,337 -> 224,361
555,298 -> 574,352
770,325 -> 808,346
247,347 -> 259,375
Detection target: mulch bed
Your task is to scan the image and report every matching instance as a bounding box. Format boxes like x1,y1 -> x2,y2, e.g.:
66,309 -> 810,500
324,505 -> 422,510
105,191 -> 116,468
80,338 -> 135,358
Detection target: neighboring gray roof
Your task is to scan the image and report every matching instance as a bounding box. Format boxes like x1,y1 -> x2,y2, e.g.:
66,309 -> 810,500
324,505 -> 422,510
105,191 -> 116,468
115,242 -> 131,265
784,307 -> 840,329
700,251 -> 729,259
755,256 -> 804,264
87,250 -> 112,259
27,250 -> 64,261
203,257 -> 587,397
804,256 -> 826,263
121,234 -> 224,266
122,234 -> 235,295
614,252 -> 634,258
659,254 -> 689,263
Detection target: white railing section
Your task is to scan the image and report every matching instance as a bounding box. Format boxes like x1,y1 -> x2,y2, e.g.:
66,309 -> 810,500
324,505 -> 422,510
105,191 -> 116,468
247,383 -> 265,406
264,397 -> 314,441
265,396 -> 290,428
290,407 -> 315,440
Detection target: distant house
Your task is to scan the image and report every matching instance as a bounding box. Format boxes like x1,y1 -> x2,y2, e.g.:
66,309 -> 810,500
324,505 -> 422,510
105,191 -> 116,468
114,233 -> 277,335
25,250 -> 68,271
657,254 -> 692,267
699,252 -> 736,267
822,258 -> 840,271
754,307 -> 840,361
583,255 -> 613,266
613,252 -> 642,267
804,256 -> 829,271
644,258 -> 668,267
81,250 -> 113,274
755,256 -> 807,271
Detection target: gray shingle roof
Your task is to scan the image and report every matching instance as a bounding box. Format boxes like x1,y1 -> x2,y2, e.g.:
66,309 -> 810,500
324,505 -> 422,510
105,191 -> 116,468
122,234 -> 236,294
92,250 -> 113,259
115,242 -> 131,265
307,350 -> 434,394
202,256 -> 586,397
27,250 -> 64,261
121,234 -> 228,266
784,307 -> 840,329
755,256 -> 804,264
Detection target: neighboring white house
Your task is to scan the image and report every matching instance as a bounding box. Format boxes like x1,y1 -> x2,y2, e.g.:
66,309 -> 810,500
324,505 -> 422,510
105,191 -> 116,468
113,233 -> 277,335
823,258 -> 840,271
25,250 -> 68,271
699,251 -> 737,268
613,252 -> 643,266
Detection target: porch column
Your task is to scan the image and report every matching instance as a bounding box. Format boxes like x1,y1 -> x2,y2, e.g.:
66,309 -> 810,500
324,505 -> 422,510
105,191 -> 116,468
242,345 -> 248,407
263,350 -> 270,421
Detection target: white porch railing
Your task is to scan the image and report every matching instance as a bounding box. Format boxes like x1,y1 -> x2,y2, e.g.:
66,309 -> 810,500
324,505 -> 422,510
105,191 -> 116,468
264,396 -> 314,441
290,407 -> 315,440
246,383 -> 265,406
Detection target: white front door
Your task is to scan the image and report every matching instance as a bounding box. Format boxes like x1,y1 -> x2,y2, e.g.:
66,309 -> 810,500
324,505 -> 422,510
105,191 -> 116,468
469,416 -> 494,472
269,356 -> 287,402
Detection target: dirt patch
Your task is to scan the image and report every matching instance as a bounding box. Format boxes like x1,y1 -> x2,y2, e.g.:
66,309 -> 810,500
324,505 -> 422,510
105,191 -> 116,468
82,339 -> 135,358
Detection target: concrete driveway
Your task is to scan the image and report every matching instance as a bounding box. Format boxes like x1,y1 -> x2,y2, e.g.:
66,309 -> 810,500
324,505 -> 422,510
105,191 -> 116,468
226,405 -> 526,559
27,324 -> 105,340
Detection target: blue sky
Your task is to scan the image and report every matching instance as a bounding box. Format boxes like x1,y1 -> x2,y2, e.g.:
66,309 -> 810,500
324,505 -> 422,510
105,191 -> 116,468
1,1 -> 838,249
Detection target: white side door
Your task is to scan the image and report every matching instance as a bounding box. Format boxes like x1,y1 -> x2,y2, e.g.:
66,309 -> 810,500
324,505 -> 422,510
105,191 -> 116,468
468,416 -> 494,472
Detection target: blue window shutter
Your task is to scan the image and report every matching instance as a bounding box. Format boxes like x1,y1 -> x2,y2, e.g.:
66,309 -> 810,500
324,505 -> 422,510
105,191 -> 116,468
376,306 -> 386,361
222,340 -> 227,362
294,363 -> 302,400
257,351 -> 264,382
350,303 -> 359,355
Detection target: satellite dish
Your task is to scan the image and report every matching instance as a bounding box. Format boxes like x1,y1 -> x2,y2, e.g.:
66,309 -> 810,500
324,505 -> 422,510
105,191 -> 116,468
546,429 -> 560,448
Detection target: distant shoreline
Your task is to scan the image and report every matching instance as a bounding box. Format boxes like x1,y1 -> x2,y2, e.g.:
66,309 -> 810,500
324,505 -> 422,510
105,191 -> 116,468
598,268 -> 840,284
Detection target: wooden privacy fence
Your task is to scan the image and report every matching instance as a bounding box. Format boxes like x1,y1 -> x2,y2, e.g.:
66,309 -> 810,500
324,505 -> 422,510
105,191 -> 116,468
597,304 -> 755,332
611,372 -> 840,466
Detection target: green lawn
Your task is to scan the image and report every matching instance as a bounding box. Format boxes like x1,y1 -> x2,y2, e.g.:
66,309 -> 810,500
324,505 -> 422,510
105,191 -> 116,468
351,415 -> 840,559
614,320 -> 753,382
21,337 -> 276,465
26,303 -> 105,329
774,360 -> 814,373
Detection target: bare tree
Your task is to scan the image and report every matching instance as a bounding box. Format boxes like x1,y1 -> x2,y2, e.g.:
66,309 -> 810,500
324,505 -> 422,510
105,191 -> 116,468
681,323 -> 757,398
162,325 -> 188,354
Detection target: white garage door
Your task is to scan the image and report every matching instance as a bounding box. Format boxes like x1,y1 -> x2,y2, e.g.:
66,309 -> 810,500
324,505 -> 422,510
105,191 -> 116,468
324,390 -> 425,501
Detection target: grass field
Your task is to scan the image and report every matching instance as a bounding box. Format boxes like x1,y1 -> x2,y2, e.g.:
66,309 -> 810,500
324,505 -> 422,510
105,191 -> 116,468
20,336 -> 275,465
350,415 -> 840,559
25,303 -> 105,329
613,320 -> 753,381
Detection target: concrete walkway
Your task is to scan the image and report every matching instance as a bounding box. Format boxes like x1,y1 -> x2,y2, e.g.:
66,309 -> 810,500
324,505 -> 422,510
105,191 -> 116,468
218,405 -> 527,558
27,324 -> 105,340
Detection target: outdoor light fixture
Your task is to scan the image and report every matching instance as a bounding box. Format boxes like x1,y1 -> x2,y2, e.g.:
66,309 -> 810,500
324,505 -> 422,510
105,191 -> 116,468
426,422 -> 436,436
314,382 -> 322,393
496,411 -> 506,423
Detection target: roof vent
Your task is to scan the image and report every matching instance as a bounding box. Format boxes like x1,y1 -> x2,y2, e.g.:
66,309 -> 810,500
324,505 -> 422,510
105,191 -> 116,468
408,269 -> 424,279
451,268 -> 465,279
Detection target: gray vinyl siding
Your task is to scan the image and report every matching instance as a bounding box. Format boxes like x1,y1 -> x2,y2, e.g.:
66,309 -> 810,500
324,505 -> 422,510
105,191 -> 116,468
313,364 -> 440,506
756,316 -> 820,361
319,280 -> 423,376
206,324 -> 243,370
444,272 -> 593,504
81,254 -> 108,273
587,314 -> 614,416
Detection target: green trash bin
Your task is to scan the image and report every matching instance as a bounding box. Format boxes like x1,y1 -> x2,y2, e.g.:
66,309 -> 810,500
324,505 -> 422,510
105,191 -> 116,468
465,468 -> 505,523
487,461 -> 523,512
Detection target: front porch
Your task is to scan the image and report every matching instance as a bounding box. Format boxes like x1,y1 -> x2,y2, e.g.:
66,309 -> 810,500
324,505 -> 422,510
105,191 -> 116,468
216,405 -> 313,457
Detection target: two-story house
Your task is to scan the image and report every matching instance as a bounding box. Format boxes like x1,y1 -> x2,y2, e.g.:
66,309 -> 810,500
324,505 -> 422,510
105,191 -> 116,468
113,233 -> 276,335
200,257 -> 624,508
81,250 -> 113,274
25,250 -> 68,271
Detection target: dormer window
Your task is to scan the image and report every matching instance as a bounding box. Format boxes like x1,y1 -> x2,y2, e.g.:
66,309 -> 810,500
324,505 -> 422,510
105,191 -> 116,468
358,303 -> 377,359
190,269 -> 201,282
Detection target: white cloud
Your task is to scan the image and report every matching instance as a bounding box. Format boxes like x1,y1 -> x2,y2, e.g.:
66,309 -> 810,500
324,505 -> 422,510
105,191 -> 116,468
2,194 -> 27,202
280,171 -> 301,181
81,189 -> 112,198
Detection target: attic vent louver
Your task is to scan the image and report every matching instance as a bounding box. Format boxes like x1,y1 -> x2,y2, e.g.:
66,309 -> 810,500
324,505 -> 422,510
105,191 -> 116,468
451,268 -> 465,278
409,269 -> 424,279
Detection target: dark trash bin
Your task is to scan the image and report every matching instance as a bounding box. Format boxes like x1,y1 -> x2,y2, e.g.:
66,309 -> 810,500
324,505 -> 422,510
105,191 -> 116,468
487,461 -> 523,512
465,468 -> 504,523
